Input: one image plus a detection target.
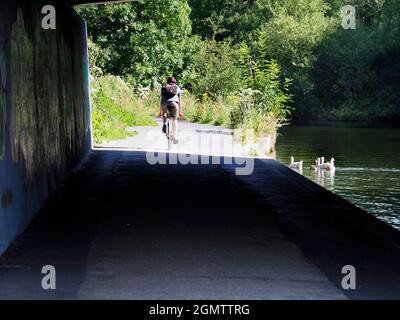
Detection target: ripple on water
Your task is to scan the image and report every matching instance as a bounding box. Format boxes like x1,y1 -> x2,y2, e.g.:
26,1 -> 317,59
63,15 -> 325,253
276,124 -> 400,231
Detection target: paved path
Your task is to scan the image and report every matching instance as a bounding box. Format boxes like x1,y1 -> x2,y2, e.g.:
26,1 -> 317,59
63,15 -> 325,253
1,150 -> 400,299
99,119 -> 250,157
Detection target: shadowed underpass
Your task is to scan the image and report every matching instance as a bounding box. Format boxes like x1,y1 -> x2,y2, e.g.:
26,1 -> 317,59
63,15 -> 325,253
2,0 -> 400,301
1,150 -> 400,299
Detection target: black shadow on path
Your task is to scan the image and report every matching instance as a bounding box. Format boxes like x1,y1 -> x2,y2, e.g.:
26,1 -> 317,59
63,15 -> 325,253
0,150 -> 399,299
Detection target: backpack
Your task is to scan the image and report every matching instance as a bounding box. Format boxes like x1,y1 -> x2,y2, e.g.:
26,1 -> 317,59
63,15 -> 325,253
162,83 -> 178,99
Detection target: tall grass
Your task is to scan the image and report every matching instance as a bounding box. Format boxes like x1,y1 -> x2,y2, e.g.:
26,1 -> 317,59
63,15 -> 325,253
91,75 -> 156,144
182,93 -> 238,128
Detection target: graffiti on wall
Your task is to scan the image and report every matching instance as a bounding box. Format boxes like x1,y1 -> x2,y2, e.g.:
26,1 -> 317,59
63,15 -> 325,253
10,6 -> 88,190
10,7 -> 36,187
0,26 -> 5,161
0,0 -> 91,255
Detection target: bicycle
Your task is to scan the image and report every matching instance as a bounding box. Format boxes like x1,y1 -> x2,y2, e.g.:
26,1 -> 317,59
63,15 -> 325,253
164,104 -> 176,150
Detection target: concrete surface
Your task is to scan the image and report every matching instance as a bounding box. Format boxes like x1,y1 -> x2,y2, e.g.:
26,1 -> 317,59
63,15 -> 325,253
1,150 -> 400,299
98,119 -> 250,157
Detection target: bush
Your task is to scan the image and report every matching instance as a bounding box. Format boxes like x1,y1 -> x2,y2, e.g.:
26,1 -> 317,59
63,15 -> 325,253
91,75 -> 156,144
181,92 -> 238,128
180,91 -> 200,122
187,39 -> 242,99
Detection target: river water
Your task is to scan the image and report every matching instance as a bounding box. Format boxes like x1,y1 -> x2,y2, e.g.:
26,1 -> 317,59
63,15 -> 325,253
275,122 -> 400,230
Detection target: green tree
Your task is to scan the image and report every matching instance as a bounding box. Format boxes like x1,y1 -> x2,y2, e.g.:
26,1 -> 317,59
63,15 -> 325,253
238,34 -> 293,126
79,0 -> 400,123
76,0 -> 195,87
187,39 -> 242,98
309,0 -> 400,120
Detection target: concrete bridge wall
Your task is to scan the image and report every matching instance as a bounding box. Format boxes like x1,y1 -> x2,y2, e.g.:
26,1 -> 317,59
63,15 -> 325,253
0,0 -> 91,255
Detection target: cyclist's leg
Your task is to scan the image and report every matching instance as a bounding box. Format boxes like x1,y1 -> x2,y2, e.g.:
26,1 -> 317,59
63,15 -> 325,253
169,102 -> 179,143
171,118 -> 178,143
161,103 -> 167,133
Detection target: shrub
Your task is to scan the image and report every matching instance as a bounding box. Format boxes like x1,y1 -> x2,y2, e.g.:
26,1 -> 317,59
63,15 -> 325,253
187,39 -> 242,99
180,91 -> 200,122
91,75 -> 156,144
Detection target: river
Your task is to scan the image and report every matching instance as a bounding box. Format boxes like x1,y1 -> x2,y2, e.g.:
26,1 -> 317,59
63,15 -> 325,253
276,122 -> 400,230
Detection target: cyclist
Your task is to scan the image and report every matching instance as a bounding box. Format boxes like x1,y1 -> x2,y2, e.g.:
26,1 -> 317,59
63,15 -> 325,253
160,76 -> 183,144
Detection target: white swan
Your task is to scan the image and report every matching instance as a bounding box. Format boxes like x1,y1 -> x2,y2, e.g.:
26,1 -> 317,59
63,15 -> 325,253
289,156 -> 303,169
319,158 -> 335,171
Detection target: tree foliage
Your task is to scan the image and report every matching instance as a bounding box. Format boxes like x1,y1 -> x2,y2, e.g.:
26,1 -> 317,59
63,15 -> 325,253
77,0 -> 400,123
77,0 -> 195,87
187,39 -> 242,98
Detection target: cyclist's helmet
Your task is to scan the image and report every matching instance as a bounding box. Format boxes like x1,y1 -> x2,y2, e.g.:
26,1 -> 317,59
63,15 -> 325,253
167,76 -> 177,84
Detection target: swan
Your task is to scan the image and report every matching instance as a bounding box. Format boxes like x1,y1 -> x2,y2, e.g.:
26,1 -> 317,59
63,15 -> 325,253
289,156 -> 303,169
310,159 -> 318,171
319,158 -> 335,171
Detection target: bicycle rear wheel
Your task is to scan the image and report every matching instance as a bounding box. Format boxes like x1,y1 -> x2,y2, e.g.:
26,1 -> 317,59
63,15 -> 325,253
166,117 -> 172,150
